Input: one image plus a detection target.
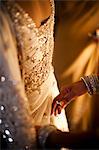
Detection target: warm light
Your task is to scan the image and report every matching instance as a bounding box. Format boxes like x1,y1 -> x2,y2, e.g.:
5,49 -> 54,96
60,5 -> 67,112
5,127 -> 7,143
53,109 -> 69,132
62,42 -> 99,81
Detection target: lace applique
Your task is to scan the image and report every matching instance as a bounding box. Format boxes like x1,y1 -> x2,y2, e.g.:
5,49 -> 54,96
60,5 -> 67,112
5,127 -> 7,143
5,0 -> 55,95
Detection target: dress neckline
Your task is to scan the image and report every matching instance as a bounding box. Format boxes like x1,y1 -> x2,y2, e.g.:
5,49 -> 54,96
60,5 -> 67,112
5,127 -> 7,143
14,0 -> 54,30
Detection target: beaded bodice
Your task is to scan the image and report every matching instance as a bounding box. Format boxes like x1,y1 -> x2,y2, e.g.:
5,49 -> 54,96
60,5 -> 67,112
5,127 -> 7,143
5,0 -> 55,95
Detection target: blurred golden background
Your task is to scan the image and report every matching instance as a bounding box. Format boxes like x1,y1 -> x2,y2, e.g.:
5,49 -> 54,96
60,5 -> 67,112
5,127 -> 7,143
54,0 -> 99,131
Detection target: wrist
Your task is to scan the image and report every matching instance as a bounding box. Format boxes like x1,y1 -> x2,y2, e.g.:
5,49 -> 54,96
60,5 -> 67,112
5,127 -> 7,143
81,74 -> 99,95
73,80 -> 87,97
38,125 -> 57,149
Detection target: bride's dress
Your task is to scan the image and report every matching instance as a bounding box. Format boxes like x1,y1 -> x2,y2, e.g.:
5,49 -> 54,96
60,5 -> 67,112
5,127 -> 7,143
0,1 -> 68,149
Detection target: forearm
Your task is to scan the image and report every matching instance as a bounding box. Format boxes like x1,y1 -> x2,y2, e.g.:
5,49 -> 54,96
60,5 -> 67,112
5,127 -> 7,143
51,74 -> 99,116
73,74 -> 99,98
45,129 -> 99,149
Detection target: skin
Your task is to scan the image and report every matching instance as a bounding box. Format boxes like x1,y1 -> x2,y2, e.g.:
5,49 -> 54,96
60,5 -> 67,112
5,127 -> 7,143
51,80 -> 88,116
52,74 -> 99,115
45,128 -> 99,149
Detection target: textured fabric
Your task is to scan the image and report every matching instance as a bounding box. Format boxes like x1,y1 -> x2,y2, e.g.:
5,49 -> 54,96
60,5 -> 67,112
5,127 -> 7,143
5,0 -> 55,93
4,0 -> 68,130
0,8 -> 36,149
0,1 -> 68,149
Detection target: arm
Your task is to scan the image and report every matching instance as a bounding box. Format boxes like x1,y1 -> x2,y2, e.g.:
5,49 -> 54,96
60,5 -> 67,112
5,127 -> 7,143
38,125 -> 99,149
51,75 -> 99,115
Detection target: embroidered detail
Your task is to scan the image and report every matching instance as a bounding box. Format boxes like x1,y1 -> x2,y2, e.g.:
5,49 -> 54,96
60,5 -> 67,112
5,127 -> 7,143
5,0 -> 55,96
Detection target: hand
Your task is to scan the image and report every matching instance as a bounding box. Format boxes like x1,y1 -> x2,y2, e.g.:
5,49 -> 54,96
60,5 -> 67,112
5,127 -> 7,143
35,125 -> 57,148
51,80 -> 87,116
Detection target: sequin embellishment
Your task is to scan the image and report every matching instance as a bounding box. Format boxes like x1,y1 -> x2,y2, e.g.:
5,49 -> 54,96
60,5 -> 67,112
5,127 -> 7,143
5,0 -> 55,95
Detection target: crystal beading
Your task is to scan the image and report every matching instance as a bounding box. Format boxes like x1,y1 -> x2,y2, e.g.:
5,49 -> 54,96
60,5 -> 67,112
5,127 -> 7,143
5,0 -> 55,96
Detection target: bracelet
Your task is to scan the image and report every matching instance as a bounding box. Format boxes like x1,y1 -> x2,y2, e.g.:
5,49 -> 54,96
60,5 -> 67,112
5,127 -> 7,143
81,74 -> 99,95
81,76 -> 93,95
38,125 -> 57,149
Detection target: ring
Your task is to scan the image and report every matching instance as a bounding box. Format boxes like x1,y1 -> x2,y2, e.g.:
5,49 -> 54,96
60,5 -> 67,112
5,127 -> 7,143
56,100 -> 62,106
